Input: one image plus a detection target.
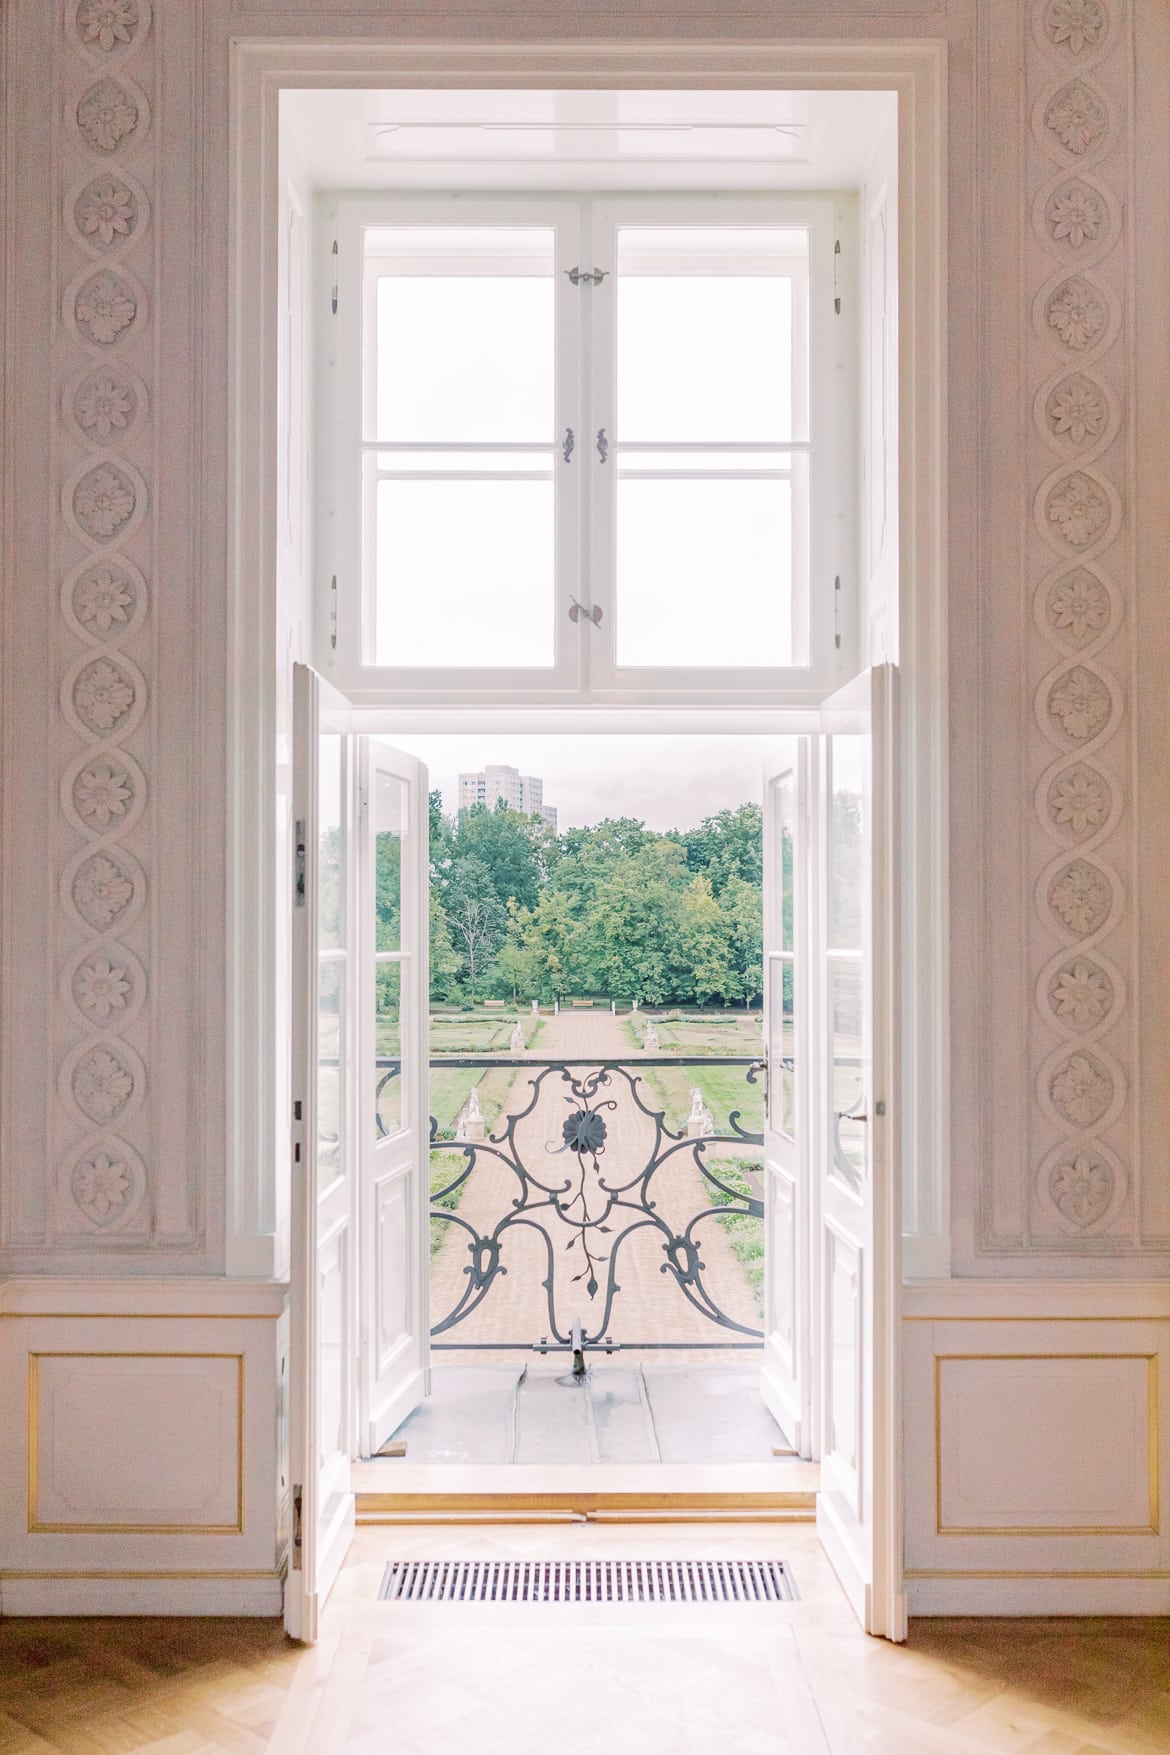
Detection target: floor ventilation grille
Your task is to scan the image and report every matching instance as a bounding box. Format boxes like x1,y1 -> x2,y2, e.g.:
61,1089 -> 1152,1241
379,1558 -> 796,1604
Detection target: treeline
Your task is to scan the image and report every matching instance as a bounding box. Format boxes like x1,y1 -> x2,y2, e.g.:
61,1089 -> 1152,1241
424,797 -> 764,1007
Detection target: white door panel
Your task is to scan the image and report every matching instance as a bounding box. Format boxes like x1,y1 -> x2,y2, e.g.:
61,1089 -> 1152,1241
287,668 -> 432,1641
813,663 -> 901,1638
287,664 -> 358,1641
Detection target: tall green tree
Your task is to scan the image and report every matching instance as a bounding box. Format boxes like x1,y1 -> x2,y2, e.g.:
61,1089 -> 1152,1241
449,801 -> 542,911
684,803 -> 764,894
428,890 -> 462,1002
677,872 -> 733,1004
444,855 -> 506,998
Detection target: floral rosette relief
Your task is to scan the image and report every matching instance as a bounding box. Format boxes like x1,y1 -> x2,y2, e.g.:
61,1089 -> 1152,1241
1028,0 -> 1131,1243
54,0 -> 154,1237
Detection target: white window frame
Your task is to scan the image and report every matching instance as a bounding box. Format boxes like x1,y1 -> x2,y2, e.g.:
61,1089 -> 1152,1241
323,189 -> 854,706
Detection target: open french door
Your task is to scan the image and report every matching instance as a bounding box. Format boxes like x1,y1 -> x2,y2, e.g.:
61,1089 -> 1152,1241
812,663 -> 902,1639
287,664 -> 430,1640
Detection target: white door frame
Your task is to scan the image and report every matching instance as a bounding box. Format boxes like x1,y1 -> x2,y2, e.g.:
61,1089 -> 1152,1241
227,39 -> 947,1646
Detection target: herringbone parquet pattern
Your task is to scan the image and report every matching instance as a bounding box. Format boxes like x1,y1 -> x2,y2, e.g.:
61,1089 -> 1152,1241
3,1525 -> 1170,1754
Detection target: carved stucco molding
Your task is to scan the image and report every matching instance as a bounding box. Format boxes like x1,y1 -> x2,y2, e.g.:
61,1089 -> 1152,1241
55,0 -> 154,1239
1026,0 -> 1133,1245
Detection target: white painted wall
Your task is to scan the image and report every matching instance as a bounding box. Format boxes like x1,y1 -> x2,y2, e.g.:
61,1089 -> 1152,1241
1,0 -> 1168,1618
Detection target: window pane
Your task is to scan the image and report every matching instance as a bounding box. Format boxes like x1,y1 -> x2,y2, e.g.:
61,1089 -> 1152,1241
615,476 -> 791,668
318,733 -> 344,951
774,771 -> 795,953
374,768 -> 404,953
375,479 -> 554,668
373,227 -> 555,442
375,961 -> 402,1139
318,959 -> 343,1191
828,738 -> 866,952
829,956 -> 865,1190
377,451 -> 552,477
616,228 -> 800,443
768,953 -> 795,1140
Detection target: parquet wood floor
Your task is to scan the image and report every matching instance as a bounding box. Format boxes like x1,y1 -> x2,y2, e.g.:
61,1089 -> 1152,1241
3,1525 -> 1170,1754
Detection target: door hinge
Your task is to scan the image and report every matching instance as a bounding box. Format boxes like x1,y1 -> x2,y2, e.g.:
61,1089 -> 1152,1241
330,240 -> 338,315
834,239 -> 841,315
292,1485 -> 303,1568
295,819 -> 306,906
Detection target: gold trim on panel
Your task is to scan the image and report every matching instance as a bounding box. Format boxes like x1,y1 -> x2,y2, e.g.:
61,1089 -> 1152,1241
905,1314 -> 1170,1322
28,1352 -> 246,1536
934,1353 -> 1160,1538
0,1569 -> 277,1580
906,1568 -> 1170,1580
0,1311 -> 279,1320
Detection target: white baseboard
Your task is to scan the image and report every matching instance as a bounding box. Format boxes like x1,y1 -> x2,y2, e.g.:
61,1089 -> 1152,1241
907,1575 -> 1170,1616
0,1574 -> 284,1616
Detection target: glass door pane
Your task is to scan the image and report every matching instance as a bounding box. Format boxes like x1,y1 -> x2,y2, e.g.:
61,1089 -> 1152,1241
825,736 -> 868,1192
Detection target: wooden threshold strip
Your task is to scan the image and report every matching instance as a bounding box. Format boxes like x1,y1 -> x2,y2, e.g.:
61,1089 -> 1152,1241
356,1488 -> 816,1525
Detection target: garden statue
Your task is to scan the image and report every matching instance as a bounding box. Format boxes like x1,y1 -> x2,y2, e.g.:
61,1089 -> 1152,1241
644,1021 -> 660,1052
510,1021 -> 524,1054
687,1085 -> 715,1138
457,1086 -> 485,1142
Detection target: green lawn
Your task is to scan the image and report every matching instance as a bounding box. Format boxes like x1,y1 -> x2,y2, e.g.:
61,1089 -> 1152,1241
638,1060 -> 763,1139
373,1010 -> 544,1139
701,1154 -> 765,1318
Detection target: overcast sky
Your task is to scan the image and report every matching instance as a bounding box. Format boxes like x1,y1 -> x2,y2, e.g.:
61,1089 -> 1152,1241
392,734 -> 775,831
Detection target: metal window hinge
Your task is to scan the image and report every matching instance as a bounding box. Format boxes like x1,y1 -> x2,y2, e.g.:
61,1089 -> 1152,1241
596,427 -> 608,463
834,239 -> 841,315
565,266 -> 608,286
331,240 -> 338,315
295,819 -> 306,906
834,575 -> 842,649
568,595 -> 602,627
562,427 -> 575,463
329,574 -> 337,650
292,1485 -> 303,1568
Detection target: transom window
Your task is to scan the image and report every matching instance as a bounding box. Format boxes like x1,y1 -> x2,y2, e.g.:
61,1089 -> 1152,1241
328,192 -> 851,703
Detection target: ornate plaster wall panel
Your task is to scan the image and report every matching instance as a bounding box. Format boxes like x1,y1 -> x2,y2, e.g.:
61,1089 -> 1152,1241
50,0 -> 158,1247
1,0 -> 210,1266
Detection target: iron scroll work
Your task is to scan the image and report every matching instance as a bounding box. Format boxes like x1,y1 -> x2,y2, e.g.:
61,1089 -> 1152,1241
379,1054 -> 771,1355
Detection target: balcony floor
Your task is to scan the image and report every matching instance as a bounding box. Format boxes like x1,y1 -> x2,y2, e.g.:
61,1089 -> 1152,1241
380,1358 -> 790,1467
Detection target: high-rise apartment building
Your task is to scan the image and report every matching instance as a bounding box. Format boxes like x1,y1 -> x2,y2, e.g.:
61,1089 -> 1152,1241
458,764 -> 558,830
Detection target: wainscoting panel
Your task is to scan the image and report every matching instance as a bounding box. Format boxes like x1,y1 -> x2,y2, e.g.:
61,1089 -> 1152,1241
30,1351 -> 244,1534
904,1287 -> 1170,1614
0,1279 -> 285,1615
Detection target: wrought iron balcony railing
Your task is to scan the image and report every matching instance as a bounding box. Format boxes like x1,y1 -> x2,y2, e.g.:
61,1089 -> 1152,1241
380,1053 -> 769,1361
